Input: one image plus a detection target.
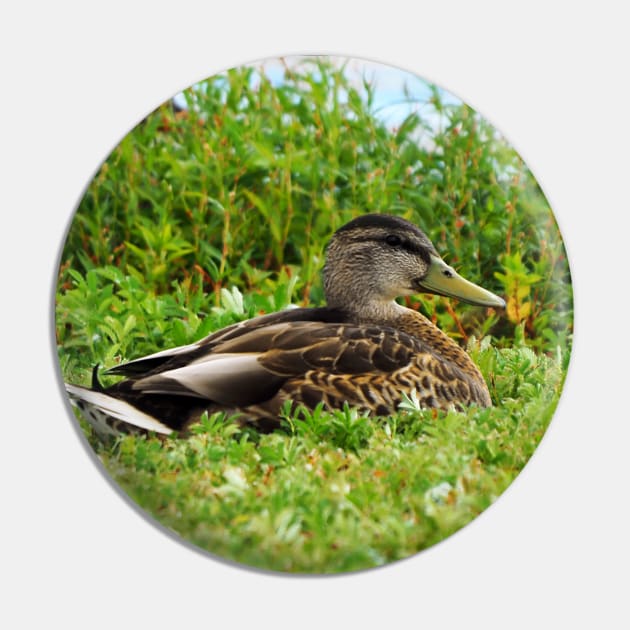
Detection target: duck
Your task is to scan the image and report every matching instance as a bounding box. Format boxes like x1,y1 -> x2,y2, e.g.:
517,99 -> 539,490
65,214 -> 505,440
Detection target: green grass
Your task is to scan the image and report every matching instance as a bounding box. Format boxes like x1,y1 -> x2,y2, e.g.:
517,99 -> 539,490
61,276 -> 566,573
75,328 -> 564,573
56,57 -> 572,573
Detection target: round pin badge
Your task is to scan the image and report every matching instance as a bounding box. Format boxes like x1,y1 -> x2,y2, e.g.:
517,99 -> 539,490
55,55 -> 572,573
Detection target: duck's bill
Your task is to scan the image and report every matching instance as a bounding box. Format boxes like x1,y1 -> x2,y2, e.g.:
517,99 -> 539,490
416,256 -> 506,308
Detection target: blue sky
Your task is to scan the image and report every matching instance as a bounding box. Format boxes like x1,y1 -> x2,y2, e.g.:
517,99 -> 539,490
173,55 -> 463,132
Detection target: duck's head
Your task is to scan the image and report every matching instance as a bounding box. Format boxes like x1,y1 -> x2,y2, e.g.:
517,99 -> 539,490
323,214 -> 505,312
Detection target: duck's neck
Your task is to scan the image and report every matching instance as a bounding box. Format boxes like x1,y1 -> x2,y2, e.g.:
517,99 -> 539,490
338,299 -> 409,325
340,300 -> 482,378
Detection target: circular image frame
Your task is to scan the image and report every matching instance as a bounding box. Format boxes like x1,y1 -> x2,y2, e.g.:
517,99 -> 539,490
55,55 -> 573,573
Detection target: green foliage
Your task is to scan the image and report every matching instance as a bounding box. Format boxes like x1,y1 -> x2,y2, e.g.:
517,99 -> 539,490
91,339 -> 562,573
56,57 -> 572,573
58,58 -> 571,351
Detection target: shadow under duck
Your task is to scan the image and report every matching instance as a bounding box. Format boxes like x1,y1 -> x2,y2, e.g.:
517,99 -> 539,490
65,214 -> 505,440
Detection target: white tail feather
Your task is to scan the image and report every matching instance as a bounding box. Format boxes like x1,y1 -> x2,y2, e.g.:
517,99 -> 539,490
65,383 -> 173,435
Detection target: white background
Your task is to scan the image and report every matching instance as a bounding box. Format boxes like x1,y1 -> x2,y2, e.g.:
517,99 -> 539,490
1,2 -> 628,628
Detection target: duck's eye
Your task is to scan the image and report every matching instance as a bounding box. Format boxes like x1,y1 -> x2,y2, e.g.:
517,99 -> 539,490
385,234 -> 402,247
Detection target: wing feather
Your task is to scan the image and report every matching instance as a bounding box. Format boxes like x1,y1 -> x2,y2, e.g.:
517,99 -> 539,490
130,353 -> 284,406
102,312 -> 426,413
106,307 -> 347,377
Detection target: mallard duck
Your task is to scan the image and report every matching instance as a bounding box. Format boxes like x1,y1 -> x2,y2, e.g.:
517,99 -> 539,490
65,214 -> 505,440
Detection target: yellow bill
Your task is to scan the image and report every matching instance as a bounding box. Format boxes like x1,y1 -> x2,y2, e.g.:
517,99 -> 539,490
418,255 -> 506,308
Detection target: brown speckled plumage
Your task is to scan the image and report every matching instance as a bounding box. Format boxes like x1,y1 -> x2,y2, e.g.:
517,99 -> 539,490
65,214 -> 504,439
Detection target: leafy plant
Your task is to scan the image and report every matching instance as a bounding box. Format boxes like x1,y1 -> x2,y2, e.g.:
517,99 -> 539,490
58,58 -> 571,354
